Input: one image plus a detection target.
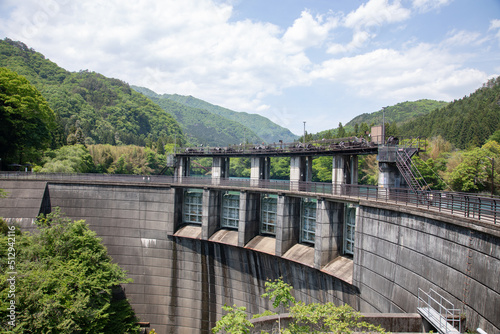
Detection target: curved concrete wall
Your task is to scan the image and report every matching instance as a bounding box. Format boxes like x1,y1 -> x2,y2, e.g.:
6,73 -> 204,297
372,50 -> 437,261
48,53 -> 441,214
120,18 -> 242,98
1,180 -> 499,333
354,203 -> 500,333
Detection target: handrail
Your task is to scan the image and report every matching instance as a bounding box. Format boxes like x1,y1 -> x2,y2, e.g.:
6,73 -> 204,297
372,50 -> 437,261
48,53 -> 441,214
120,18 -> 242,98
173,136 -> 425,156
418,288 -> 461,333
1,172 -> 499,225
396,148 -> 430,193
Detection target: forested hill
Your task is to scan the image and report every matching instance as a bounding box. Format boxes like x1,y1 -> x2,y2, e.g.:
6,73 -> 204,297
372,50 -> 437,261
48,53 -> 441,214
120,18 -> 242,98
134,87 -> 262,146
312,99 -> 449,140
0,38 -> 183,147
346,99 -> 449,128
399,77 -> 500,149
139,89 -> 299,143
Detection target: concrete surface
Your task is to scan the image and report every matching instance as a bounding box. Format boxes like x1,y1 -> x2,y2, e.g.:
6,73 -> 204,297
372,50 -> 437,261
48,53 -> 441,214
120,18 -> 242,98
0,179 -> 498,333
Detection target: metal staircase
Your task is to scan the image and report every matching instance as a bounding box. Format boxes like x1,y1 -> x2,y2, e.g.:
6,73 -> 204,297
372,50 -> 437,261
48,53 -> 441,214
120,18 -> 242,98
417,288 -> 461,334
396,147 -> 430,193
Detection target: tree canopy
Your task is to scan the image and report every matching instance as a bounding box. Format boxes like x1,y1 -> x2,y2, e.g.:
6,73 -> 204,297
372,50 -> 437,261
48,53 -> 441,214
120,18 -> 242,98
135,87 -> 298,144
0,208 -> 139,333
399,77 -> 500,149
0,67 -> 56,165
0,39 -> 184,150
36,144 -> 95,173
213,277 -> 385,334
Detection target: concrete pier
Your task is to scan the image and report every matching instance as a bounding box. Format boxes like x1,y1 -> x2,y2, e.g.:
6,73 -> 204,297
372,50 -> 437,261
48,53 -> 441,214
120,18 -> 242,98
212,157 -> 229,185
250,157 -> 271,186
290,156 -> 312,191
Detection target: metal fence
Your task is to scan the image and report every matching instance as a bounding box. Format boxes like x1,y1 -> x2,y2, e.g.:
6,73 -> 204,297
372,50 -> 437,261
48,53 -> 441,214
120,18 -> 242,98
1,172 -> 499,225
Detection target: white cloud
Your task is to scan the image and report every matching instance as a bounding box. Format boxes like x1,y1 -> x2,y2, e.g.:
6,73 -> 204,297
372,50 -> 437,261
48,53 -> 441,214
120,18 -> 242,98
0,0 -> 497,134
491,19 -> 500,30
490,19 -> 500,43
256,104 -> 270,112
282,10 -> 338,53
442,30 -> 482,47
412,0 -> 453,13
327,0 -> 411,55
327,30 -> 371,54
344,0 -> 410,29
311,43 -> 489,101
0,0 -> 317,113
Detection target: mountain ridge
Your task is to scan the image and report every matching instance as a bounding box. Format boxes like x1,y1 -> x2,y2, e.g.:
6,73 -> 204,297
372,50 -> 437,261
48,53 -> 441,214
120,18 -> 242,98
157,90 -> 299,143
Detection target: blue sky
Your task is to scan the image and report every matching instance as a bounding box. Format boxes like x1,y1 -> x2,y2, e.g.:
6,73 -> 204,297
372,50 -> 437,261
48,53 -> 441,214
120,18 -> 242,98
1,0 -> 499,135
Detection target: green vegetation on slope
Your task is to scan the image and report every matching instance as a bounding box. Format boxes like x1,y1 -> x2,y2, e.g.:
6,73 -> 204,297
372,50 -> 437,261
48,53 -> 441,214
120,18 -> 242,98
0,38 -> 184,150
0,67 -> 56,165
143,92 -> 263,147
312,99 -> 448,142
346,99 -> 449,128
400,77 -> 500,149
134,86 -> 298,144
0,209 -> 138,333
88,144 -> 168,175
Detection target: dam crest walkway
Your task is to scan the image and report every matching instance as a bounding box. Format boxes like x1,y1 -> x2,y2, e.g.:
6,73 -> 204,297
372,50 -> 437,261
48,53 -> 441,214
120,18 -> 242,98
1,172 -> 499,226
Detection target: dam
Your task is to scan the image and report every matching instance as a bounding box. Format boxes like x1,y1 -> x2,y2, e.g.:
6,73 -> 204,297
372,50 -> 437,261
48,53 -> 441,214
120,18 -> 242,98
1,140 -> 499,333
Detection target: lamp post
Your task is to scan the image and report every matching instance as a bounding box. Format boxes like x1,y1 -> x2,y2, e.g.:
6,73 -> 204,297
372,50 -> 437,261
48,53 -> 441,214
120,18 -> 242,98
382,106 -> 386,144
303,121 -> 306,144
487,156 -> 495,195
492,157 -> 495,196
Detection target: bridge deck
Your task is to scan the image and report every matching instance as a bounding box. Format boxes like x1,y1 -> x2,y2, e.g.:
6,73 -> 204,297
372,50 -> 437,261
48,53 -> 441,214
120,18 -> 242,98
173,136 -> 426,158
174,145 -> 379,158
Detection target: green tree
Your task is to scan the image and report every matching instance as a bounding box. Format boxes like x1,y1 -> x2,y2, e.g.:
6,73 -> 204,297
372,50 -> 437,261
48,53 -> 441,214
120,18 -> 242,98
230,158 -> 251,178
413,156 -> 448,190
211,305 -> 253,334
213,278 -> 385,334
446,141 -> 500,193
261,277 -> 296,332
286,302 -> 385,334
337,122 -> 346,138
488,129 -> 500,144
270,157 -> 290,180
312,156 -> 332,182
0,67 -> 56,165
36,144 -> 94,173
358,155 -> 378,185
0,208 -> 139,333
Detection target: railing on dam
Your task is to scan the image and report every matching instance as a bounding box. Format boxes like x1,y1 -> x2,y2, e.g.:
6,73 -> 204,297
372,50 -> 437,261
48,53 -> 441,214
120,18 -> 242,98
1,172 -> 499,225
172,135 -> 427,157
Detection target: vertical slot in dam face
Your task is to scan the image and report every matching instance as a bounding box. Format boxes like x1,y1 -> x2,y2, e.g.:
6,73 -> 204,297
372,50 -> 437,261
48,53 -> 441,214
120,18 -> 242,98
168,239 -> 178,330
200,242 -> 218,332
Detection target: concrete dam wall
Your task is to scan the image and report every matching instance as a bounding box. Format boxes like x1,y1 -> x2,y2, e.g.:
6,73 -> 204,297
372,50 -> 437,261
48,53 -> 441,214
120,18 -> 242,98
0,179 -> 499,333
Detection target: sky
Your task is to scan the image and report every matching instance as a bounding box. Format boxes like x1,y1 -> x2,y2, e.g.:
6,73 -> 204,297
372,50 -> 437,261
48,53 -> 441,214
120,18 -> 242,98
1,0 -> 499,136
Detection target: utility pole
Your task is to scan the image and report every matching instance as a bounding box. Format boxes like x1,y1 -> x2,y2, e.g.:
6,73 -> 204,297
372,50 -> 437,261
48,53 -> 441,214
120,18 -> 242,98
486,156 -> 495,196
303,121 -> 306,144
491,157 -> 495,196
382,106 -> 386,144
